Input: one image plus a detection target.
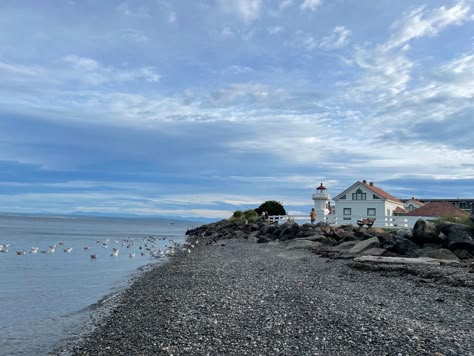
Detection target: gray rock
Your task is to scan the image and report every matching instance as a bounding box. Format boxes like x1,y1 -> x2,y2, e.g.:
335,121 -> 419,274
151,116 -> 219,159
332,241 -> 358,251
411,219 -> 442,245
286,240 -> 322,250
348,237 -> 380,254
418,247 -> 460,262
362,248 -> 387,256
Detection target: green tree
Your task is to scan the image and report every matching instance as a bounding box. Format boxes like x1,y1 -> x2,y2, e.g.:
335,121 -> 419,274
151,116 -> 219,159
255,200 -> 286,216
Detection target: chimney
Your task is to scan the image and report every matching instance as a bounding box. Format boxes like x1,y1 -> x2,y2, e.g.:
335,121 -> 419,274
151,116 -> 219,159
362,180 -> 367,184
369,182 -> 374,186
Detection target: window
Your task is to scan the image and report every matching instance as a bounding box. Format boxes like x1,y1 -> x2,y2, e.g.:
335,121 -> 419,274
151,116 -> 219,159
407,204 -> 415,211
373,194 -> 380,199
343,208 -> 351,215
367,208 -> 376,216
460,202 -> 469,209
352,188 -> 366,200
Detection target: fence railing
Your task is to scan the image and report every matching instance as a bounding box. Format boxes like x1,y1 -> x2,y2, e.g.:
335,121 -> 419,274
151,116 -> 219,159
268,214 -> 436,229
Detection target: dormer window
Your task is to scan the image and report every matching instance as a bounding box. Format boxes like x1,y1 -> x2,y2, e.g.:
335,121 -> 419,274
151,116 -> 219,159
352,188 -> 366,200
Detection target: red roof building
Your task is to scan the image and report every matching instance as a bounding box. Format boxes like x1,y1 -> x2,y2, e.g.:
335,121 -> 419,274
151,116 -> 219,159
406,202 -> 469,218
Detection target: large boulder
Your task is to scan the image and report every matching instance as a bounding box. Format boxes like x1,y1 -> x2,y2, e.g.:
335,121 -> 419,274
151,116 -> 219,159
348,237 -> 380,254
418,247 -> 460,262
378,236 -> 419,257
411,219 -> 443,245
437,223 -> 474,245
278,222 -> 300,241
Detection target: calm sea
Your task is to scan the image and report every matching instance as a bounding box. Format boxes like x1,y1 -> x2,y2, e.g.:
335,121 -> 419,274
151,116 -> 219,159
0,214 -> 196,355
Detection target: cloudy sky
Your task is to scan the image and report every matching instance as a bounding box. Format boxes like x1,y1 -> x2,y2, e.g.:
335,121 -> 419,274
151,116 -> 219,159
0,0 -> 473,219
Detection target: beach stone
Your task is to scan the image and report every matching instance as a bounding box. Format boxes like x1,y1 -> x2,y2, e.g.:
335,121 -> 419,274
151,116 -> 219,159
448,241 -> 474,253
348,237 -> 380,254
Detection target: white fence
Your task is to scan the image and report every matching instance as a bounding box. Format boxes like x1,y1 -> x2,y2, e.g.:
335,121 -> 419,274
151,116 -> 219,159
268,214 -> 436,229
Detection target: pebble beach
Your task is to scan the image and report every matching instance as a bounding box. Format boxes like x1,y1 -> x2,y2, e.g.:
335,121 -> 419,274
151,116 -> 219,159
62,238 -> 473,356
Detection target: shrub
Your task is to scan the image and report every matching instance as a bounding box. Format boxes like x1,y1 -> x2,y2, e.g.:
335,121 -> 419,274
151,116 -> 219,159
255,200 -> 286,216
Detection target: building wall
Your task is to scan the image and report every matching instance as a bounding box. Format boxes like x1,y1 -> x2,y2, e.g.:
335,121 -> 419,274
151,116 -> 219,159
334,183 -> 405,222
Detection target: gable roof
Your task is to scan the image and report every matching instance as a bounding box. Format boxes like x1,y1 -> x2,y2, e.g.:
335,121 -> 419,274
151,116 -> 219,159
393,206 -> 407,214
334,180 -> 403,204
406,202 -> 469,218
406,198 -> 425,207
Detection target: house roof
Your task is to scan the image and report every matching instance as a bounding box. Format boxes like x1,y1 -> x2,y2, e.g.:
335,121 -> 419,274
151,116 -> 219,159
334,180 -> 403,204
406,198 -> 425,207
406,202 -> 469,218
393,206 -> 407,214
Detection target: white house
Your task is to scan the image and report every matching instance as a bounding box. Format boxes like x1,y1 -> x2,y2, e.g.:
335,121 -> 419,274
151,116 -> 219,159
404,198 -> 425,212
333,180 -> 405,223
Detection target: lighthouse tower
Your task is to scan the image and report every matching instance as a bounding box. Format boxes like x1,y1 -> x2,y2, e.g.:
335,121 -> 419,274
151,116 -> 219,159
312,183 -> 331,223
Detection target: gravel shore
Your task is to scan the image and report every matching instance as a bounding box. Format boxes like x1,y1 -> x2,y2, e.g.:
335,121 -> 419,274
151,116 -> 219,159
64,239 -> 473,356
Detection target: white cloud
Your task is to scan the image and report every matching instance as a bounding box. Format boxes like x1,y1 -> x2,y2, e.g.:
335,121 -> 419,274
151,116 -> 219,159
279,0 -> 294,9
300,0 -> 321,12
217,0 -> 263,22
59,55 -> 161,85
0,60 -> 42,76
386,1 -> 471,49
319,26 -> 351,49
268,26 -> 284,35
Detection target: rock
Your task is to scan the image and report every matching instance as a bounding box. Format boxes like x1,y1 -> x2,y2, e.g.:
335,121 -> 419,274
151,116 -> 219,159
299,235 -> 337,246
411,219 -> 442,245
378,236 -> 419,257
248,231 -> 259,243
361,248 -> 387,256
418,248 -> 460,262
448,241 -> 474,253
438,223 -> 474,246
353,256 -> 461,267
348,237 -> 380,254
451,249 -> 473,260
396,229 -> 412,239
278,222 -> 300,241
286,240 -> 322,250
315,222 -> 331,234
331,241 -> 358,251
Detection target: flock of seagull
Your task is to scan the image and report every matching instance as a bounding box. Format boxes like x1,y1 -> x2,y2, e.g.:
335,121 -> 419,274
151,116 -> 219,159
0,236 -> 197,260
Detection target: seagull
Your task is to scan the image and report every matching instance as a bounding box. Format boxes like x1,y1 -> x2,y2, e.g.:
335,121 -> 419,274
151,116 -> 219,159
16,250 -> 26,255
90,254 -> 97,259
110,248 -> 119,257
129,252 -> 135,258
84,246 -> 91,250
29,247 -> 39,254
64,247 -> 73,253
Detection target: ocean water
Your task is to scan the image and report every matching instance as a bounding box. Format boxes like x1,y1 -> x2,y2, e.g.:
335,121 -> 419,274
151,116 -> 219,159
0,214 -> 196,355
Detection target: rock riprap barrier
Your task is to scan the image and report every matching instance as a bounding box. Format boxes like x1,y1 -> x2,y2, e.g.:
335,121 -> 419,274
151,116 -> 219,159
186,218 -> 474,268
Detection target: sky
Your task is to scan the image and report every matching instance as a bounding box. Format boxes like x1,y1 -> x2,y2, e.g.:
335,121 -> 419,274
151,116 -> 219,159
0,0 -> 473,219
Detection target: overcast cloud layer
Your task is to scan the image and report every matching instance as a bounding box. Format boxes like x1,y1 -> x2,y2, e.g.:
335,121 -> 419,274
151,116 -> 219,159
0,0 -> 473,219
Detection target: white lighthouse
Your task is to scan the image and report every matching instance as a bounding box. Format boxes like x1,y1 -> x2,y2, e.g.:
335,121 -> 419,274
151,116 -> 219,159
312,183 -> 331,223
